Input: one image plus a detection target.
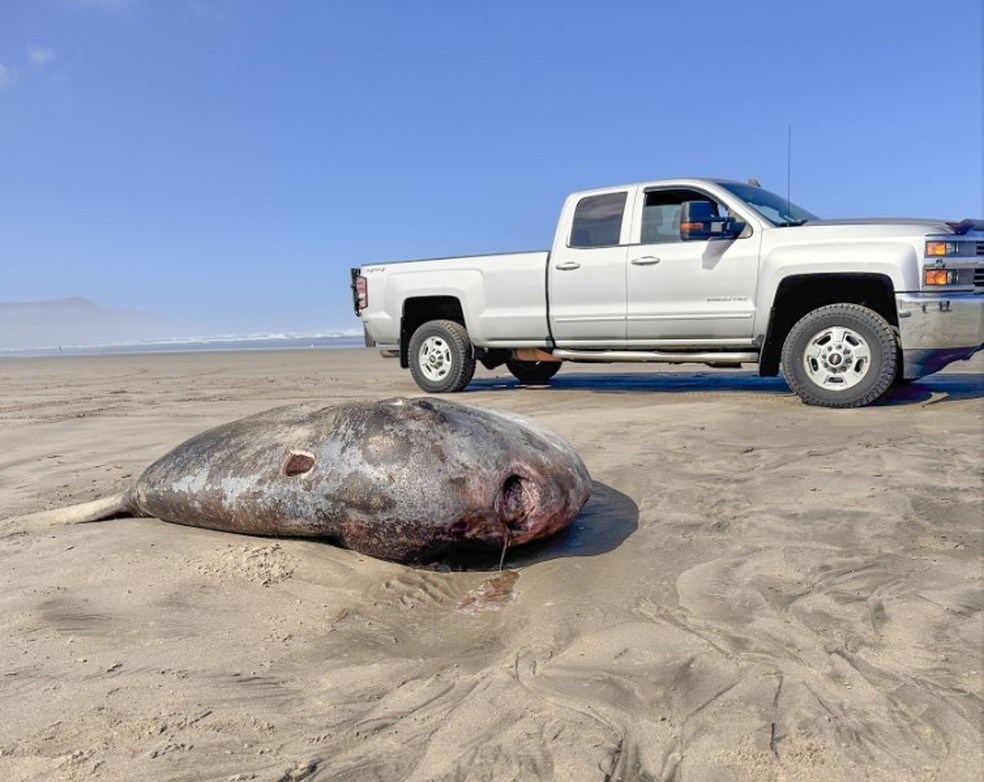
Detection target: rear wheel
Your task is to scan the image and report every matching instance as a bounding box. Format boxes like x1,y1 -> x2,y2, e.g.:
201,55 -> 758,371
408,320 -> 475,393
781,304 -> 898,408
505,359 -> 561,384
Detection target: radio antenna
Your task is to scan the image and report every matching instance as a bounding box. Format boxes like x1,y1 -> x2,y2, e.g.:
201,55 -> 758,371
786,124 -> 792,216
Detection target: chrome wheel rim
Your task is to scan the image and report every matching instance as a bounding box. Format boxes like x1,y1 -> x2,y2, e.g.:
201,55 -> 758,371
802,326 -> 872,391
418,336 -> 452,382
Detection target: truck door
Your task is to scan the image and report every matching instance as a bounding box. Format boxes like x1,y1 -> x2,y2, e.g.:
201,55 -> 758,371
626,187 -> 760,342
548,190 -> 629,345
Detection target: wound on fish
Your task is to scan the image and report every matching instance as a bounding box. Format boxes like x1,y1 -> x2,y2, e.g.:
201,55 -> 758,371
282,450 -> 316,477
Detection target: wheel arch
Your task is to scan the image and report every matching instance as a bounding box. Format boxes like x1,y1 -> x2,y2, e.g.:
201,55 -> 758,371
759,273 -> 897,377
400,296 -> 466,368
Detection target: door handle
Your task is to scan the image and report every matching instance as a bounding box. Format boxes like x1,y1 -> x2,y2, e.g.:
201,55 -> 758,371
630,256 -> 661,266
555,261 -> 581,271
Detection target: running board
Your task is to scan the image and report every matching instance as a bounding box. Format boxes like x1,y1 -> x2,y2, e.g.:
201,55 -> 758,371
550,349 -> 760,364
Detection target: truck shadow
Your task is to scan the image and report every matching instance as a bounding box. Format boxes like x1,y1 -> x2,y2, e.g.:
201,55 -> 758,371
469,370 -> 984,406
437,482 -> 638,572
472,371 -> 789,396
878,375 -> 984,406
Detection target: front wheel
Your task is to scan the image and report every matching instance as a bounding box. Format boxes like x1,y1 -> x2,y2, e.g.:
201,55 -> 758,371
781,304 -> 898,408
505,359 -> 561,385
407,320 -> 476,393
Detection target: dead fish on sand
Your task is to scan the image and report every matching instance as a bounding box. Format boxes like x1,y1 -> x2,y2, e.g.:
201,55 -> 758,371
37,397 -> 592,563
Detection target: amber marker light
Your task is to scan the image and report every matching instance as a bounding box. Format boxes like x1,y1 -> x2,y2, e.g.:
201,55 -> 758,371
926,241 -> 957,257
924,269 -> 955,285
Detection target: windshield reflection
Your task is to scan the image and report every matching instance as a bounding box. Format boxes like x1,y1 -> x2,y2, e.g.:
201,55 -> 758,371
720,182 -> 820,227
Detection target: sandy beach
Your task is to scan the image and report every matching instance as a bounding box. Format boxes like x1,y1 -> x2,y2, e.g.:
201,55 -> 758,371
1,347 -> 981,781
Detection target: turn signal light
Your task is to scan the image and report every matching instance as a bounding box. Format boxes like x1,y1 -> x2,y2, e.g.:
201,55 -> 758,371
924,269 -> 956,285
926,241 -> 957,257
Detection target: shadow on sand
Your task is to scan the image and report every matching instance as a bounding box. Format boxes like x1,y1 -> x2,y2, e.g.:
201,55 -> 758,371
469,370 -> 788,396
877,374 -> 984,406
468,368 -> 984,406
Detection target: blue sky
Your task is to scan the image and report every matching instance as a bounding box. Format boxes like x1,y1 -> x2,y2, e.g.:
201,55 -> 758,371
1,0 -> 982,343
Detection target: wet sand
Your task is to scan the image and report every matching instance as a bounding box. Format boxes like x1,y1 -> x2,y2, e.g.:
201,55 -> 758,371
1,348 -> 981,781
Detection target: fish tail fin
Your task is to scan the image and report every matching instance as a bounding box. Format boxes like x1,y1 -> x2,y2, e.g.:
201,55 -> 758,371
72,495 -> 132,524
7,495 -> 132,530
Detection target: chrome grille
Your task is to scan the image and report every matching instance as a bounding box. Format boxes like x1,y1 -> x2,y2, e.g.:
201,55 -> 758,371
976,241 -> 984,256
974,267 -> 984,288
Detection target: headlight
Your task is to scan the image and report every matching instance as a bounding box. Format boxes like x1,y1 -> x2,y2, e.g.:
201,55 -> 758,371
925,240 -> 959,257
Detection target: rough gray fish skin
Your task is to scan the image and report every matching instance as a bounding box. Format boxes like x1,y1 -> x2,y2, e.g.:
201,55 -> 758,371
121,397 -> 591,562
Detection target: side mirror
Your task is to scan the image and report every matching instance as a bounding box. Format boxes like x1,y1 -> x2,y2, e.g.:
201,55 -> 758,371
680,201 -> 746,241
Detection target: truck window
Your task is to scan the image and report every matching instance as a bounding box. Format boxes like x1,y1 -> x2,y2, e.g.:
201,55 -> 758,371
569,192 -> 627,248
641,188 -> 729,244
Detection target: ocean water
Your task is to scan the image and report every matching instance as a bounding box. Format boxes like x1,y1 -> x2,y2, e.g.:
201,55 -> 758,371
0,332 -> 366,358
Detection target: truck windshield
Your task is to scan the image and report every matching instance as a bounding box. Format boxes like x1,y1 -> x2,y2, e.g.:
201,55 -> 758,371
719,182 -> 820,227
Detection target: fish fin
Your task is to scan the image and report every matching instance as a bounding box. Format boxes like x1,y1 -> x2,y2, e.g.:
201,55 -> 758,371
8,495 -> 132,530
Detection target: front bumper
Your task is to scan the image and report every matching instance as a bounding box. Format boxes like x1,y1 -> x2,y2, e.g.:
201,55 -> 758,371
896,292 -> 984,378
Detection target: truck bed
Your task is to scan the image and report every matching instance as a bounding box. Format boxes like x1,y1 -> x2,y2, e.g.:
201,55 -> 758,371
358,250 -> 551,348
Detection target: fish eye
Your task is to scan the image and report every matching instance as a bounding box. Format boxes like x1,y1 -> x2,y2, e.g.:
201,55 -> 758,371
282,450 -> 316,477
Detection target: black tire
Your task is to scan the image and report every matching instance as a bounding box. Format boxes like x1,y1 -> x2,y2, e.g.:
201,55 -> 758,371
781,304 -> 898,408
505,359 -> 561,384
407,320 -> 476,393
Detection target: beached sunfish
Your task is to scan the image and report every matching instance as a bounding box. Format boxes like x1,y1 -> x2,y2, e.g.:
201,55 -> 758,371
55,397 -> 592,563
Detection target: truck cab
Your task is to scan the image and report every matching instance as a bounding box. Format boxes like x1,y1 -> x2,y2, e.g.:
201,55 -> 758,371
547,180 -> 772,347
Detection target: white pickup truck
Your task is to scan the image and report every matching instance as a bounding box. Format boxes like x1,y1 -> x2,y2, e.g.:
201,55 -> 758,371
351,178 -> 984,408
